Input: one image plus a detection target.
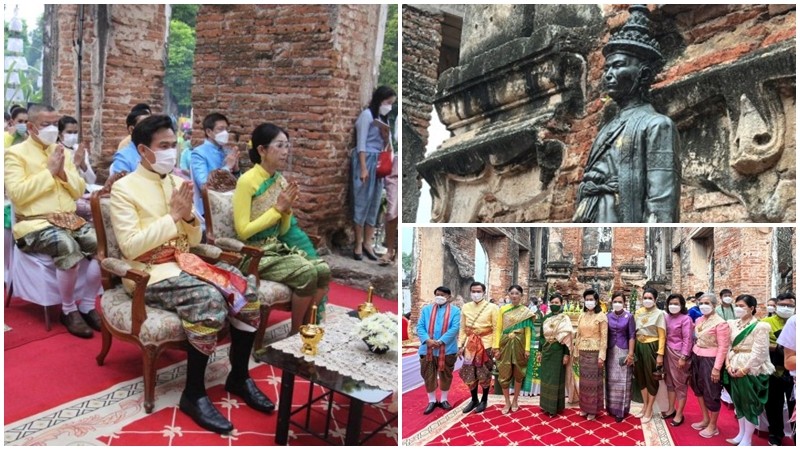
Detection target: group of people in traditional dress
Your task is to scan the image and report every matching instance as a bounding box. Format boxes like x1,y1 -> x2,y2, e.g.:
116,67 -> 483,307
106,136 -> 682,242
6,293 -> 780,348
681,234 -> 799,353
415,282 -> 797,447
5,99 -> 394,434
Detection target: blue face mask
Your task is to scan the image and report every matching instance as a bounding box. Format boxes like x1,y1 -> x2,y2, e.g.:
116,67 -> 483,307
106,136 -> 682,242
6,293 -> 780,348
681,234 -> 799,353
15,123 -> 27,135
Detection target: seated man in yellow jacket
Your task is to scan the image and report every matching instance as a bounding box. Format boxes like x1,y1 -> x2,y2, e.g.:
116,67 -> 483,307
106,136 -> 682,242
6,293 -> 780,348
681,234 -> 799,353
4,104 -> 99,338
109,114 -> 273,435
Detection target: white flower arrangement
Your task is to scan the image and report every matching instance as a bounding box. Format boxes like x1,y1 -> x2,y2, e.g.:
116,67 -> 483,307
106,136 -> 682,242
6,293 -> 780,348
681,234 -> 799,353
354,312 -> 398,351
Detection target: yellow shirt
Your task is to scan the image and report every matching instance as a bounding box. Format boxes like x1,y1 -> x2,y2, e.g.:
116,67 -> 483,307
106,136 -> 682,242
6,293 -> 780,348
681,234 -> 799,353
232,164 -> 291,241
5,137 -> 85,239
458,298 -> 499,349
109,165 -> 201,290
493,304 -> 532,352
575,311 -> 609,361
4,131 -> 15,148
117,135 -> 131,151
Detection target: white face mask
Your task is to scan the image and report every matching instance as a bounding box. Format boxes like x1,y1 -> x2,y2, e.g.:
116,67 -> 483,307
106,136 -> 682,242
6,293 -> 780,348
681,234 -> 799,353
584,301 -> 596,310
37,125 -> 59,146
433,296 -> 446,305
148,147 -> 177,175
470,292 -> 483,302
767,305 -> 776,314
776,306 -> 795,319
722,296 -> 733,305
699,304 -> 713,315
63,133 -> 79,148
612,302 -> 624,312
642,299 -> 655,309
734,307 -> 746,318
668,304 -> 681,314
379,104 -> 392,116
15,123 -> 27,135
214,130 -> 229,145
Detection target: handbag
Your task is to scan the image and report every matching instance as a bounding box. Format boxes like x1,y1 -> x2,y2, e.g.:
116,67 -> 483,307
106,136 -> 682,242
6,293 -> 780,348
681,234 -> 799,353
376,146 -> 393,178
652,365 -> 665,381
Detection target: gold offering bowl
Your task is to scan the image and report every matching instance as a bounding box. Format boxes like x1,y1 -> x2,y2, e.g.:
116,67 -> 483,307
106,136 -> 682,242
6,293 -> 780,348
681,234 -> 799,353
358,302 -> 378,320
299,324 -> 324,356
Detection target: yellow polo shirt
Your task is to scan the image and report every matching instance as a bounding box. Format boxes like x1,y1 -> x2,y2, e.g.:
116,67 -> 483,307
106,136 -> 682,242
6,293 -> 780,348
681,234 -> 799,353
109,165 -> 201,290
4,137 -> 85,239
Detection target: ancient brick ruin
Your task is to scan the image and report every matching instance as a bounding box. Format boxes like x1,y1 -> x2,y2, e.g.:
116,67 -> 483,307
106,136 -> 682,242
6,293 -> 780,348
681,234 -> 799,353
45,4 -> 167,182
403,4 -> 796,223
47,4 -> 386,251
407,226 -> 795,336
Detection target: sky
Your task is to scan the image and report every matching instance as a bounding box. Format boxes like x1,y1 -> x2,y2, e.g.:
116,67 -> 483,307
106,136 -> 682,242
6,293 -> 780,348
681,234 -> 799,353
4,3 -> 44,30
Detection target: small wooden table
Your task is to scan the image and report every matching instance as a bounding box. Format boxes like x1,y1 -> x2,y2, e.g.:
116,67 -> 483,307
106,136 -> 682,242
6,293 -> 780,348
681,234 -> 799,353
256,343 -> 396,445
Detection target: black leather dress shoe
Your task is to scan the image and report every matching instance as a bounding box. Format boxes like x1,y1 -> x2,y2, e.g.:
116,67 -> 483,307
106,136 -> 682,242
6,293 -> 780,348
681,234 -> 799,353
225,378 -> 275,413
81,309 -> 102,331
462,400 -> 477,414
179,394 -> 234,434
61,311 -> 93,338
423,402 -> 437,415
475,400 -> 488,413
439,401 -> 453,410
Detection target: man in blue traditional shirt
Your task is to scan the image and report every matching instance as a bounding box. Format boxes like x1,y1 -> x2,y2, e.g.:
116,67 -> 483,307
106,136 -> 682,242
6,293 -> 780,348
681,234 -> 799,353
417,286 -> 461,414
109,108 -> 151,175
191,112 -> 240,222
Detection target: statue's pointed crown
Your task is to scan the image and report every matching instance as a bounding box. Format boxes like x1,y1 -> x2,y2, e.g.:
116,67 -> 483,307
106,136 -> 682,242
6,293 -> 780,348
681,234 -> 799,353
603,5 -> 664,71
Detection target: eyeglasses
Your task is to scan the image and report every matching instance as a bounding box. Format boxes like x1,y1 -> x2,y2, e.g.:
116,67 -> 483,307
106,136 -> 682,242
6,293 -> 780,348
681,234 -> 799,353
270,140 -> 292,150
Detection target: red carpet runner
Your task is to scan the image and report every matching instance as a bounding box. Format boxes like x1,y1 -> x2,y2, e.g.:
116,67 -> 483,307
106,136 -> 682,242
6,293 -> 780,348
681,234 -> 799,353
4,283 -> 398,446
402,395 -> 657,446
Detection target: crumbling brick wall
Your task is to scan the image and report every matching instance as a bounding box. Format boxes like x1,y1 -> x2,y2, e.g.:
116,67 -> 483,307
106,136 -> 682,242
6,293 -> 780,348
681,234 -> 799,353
49,4 -> 167,184
400,6 -> 443,223
192,4 -> 383,249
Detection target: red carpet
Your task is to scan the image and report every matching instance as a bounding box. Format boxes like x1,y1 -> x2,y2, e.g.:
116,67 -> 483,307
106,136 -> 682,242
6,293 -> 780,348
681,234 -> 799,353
403,395 -> 652,446
667,389 -> 794,446
98,363 -> 396,446
4,283 -> 397,445
401,370 -> 471,438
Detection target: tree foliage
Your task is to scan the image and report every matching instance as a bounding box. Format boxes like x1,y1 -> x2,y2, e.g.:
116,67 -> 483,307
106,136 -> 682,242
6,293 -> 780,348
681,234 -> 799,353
378,4 -> 398,91
402,252 -> 413,275
171,4 -> 199,28
165,14 -> 196,113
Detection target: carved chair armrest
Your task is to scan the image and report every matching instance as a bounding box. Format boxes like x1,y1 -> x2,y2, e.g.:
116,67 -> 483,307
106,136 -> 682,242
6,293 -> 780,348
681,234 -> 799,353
214,237 -> 263,280
214,237 -> 244,252
189,244 -> 243,267
100,257 -> 151,338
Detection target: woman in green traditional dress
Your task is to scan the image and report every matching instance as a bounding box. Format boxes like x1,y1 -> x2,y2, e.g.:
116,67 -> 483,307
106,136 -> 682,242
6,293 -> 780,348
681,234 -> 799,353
724,294 -> 774,446
232,123 -> 330,334
493,285 -> 536,414
537,293 -> 573,416
521,296 -> 545,397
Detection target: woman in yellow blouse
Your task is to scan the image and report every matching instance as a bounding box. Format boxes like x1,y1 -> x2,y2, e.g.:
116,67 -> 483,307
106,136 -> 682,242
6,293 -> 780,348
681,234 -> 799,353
232,123 -> 330,333
493,285 -> 535,414
633,287 -> 667,424
574,289 -> 608,420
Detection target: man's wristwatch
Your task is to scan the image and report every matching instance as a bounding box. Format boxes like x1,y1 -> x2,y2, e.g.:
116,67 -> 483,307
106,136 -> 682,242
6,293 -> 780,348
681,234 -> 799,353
183,215 -> 196,224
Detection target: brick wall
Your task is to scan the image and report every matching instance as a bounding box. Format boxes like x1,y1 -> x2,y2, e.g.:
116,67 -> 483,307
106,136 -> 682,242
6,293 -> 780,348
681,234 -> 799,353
192,5 -> 382,249
673,227 -> 779,311
50,4 -> 167,183
400,6 -> 443,222
478,232 -> 512,302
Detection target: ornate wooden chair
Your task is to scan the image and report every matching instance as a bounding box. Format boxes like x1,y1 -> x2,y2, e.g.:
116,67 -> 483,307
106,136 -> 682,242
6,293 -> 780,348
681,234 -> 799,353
90,190 -> 257,413
201,179 -> 292,350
